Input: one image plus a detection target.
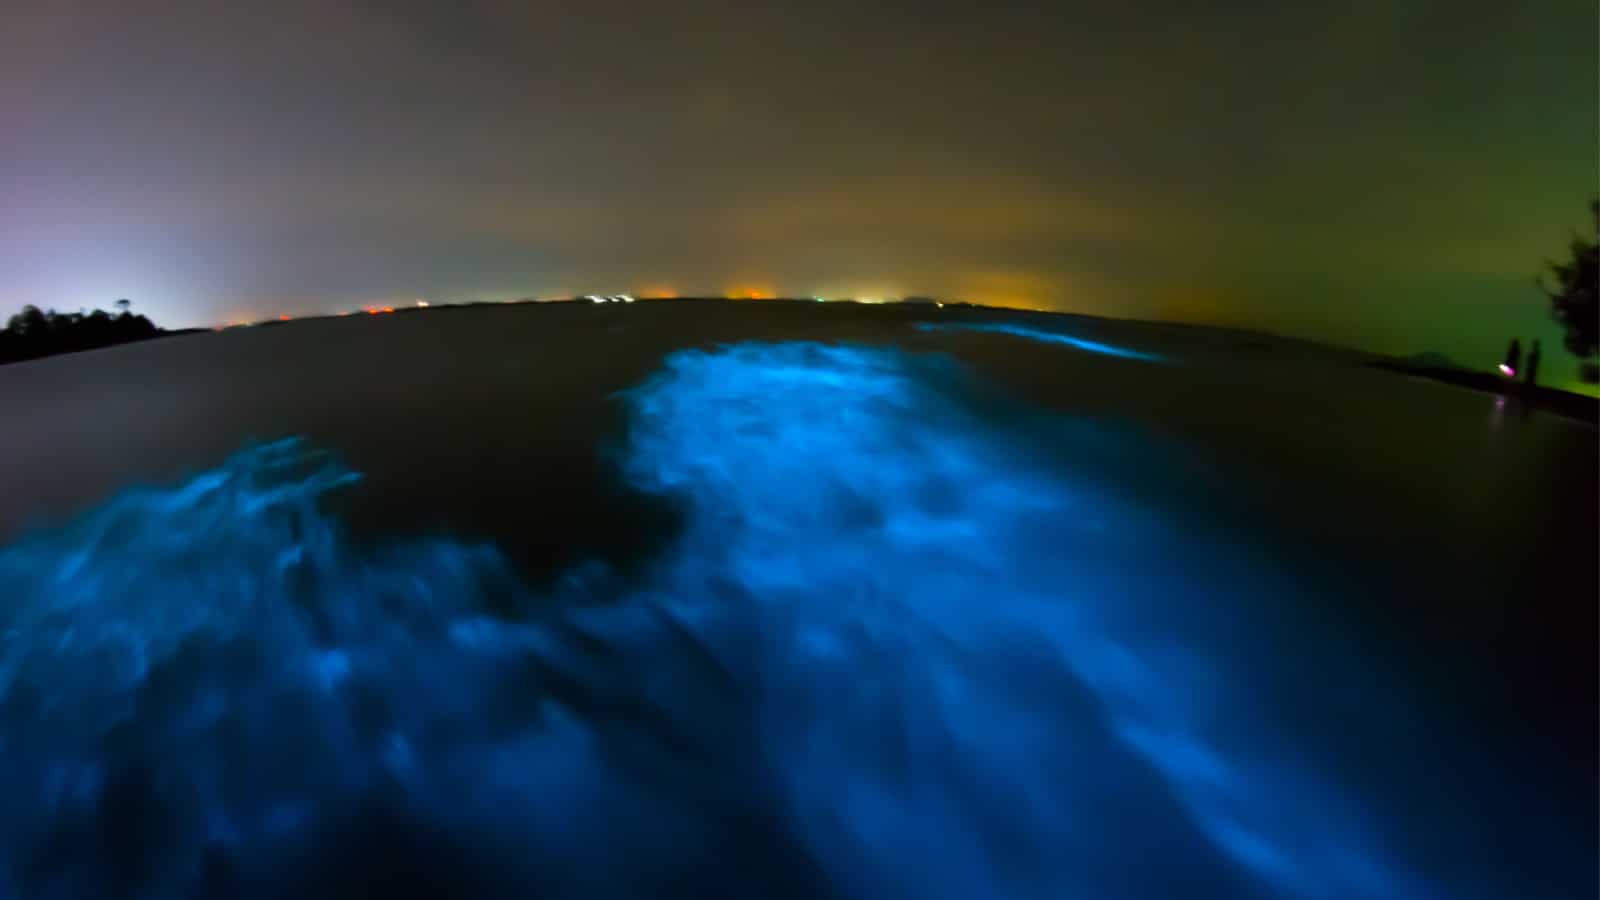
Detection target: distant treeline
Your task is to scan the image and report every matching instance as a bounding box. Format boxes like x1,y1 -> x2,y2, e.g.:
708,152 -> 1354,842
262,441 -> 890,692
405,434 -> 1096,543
1,301 -> 164,366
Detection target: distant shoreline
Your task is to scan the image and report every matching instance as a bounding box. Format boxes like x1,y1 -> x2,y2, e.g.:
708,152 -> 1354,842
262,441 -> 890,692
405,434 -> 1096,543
1368,360 -> 1598,425
0,327 -> 208,368
7,298 -> 1595,426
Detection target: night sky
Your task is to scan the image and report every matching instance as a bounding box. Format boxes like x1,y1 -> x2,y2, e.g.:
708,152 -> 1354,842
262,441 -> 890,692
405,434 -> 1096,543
3,1 -> 1595,383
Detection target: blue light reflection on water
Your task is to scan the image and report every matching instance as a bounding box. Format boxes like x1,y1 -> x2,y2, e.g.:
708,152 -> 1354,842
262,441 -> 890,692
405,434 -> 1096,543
914,321 -> 1164,360
0,342 -> 1435,898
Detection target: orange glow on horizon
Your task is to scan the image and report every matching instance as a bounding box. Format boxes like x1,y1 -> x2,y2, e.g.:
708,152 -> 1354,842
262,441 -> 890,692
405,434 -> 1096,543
948,270 -> 1066,314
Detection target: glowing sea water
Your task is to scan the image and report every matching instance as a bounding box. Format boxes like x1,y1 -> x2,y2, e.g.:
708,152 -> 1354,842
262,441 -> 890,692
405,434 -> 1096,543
2,342 -> 1429,898
912,321 -> 1165,360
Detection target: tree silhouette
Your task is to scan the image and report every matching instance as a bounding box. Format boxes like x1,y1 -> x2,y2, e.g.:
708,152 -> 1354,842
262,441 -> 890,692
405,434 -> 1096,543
1541,200 -> 1598,382
6,305 -> 50,338
114,298 -> 132,314
0,302 -> 163,365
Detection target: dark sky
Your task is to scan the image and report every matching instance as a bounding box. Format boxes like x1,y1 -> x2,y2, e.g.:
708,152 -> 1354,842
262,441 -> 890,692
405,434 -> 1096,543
3,1 -> 1594,382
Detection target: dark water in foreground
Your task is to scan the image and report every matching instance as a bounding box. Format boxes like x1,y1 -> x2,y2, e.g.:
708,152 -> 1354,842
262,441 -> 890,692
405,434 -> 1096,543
0,303 -> 1594,898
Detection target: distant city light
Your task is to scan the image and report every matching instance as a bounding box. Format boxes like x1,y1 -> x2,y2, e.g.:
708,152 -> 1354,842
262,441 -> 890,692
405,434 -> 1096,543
416,299 -> 430,308
587,295 -> 608,303
616,294 -> 635,303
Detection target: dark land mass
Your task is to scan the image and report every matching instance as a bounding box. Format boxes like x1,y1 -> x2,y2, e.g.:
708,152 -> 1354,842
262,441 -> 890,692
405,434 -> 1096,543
0,304 -> 205,367
1369,359 -> 1598,425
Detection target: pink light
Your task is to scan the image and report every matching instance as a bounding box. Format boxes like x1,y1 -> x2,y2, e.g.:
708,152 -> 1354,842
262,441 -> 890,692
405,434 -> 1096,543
1498,363 -> 1516,377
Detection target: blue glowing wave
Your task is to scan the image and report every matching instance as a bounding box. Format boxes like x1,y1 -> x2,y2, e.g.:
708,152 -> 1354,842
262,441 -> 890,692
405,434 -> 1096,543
1,344 -> 1432,899
915,320 -> 1164,360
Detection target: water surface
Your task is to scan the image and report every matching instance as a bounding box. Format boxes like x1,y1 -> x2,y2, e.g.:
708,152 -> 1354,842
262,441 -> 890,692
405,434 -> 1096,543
0,302 -> 1592,898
